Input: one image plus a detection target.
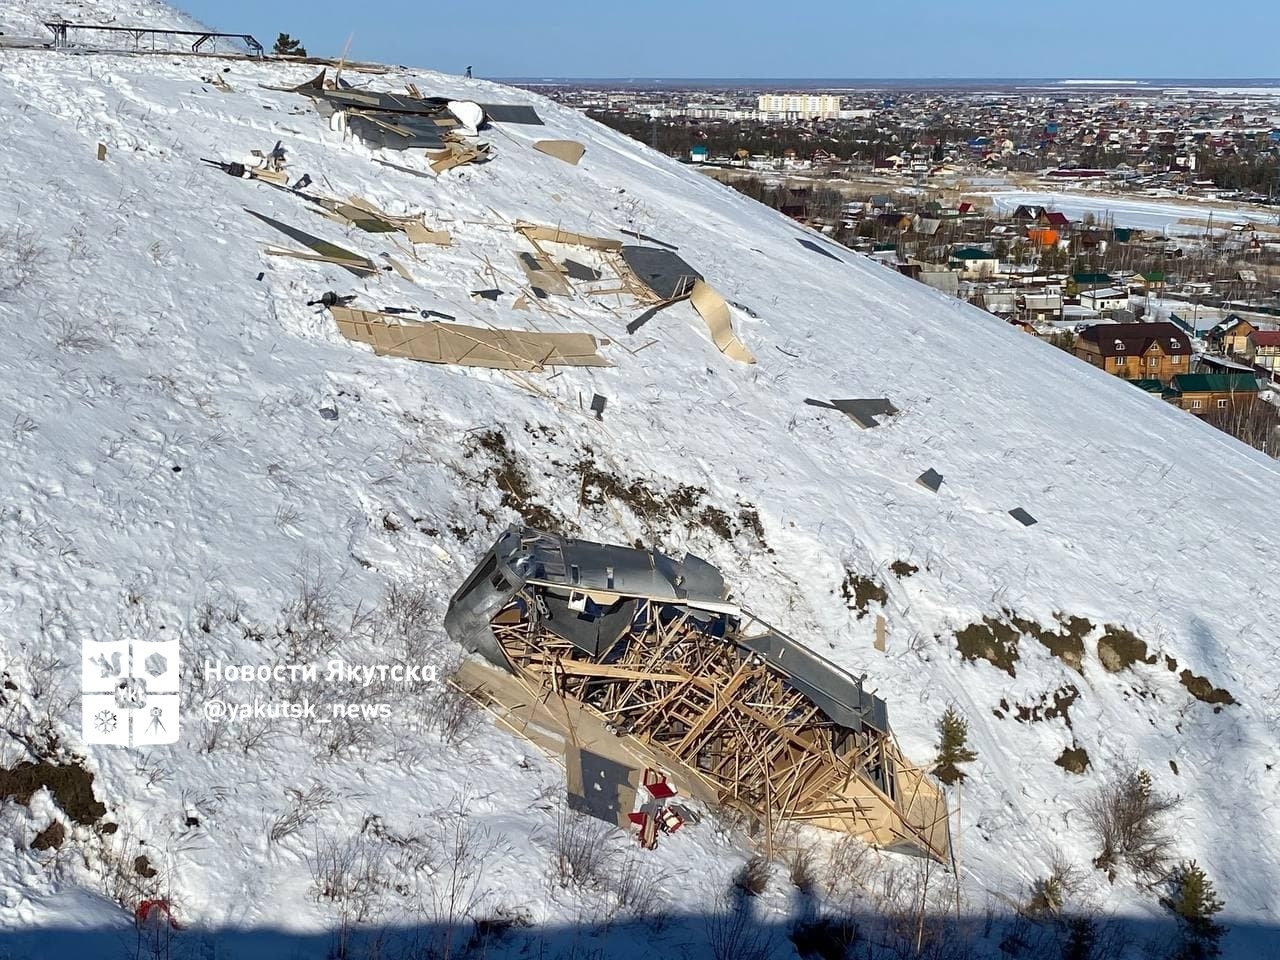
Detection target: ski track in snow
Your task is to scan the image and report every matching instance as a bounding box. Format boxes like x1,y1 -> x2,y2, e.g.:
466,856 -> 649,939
1,3 -> 1279,957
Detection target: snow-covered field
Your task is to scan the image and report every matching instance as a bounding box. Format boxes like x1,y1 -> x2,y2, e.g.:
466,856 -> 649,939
976,188 -> 1280,235
1,3 -> 1279,958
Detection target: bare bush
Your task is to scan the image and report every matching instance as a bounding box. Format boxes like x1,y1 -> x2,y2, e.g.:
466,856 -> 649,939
268,784 -> 335,844
706,892 -> 773,960
823,834 -> 876,897
0,227 -> 47,299
417,804 -> 502,959
307,830 -> 388,958
426,665 -> 481,745
787,846 -> 818,894
1085,764 -> 1179,880
550,807 -> 616,889
733,854 -> 771,897
1028,849 -> 1084,916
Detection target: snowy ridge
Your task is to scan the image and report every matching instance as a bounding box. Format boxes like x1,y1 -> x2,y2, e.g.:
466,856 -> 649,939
0,4 -> 1278,958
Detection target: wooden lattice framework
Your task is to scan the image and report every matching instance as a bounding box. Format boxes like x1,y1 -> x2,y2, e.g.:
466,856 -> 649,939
489,592 -> 951,861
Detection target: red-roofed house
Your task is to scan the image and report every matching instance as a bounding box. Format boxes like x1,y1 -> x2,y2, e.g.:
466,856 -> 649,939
1246,329 -> 1280,373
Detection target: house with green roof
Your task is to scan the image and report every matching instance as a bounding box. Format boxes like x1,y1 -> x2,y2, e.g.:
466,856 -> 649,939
1167,373 -> 1259,414
948,247 -> 999,278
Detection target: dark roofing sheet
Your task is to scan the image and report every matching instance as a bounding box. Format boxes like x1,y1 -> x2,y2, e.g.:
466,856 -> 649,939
917,469 -> 944,492
797,237 -> 844,262
345,112 -> 447,150
805,397 -> 899,429
619,245 -> 703,301
1009,508 -> 1038,526
481,103 -> 543,125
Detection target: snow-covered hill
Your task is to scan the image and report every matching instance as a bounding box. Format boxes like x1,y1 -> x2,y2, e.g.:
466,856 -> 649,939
1,4 -> 1278,958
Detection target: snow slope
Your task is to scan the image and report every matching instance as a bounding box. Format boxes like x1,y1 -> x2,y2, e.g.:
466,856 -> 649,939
1,5 -> 1278,958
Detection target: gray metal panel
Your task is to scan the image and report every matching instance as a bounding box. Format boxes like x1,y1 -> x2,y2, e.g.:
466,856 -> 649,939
345,113 -> 447,151
481,103 -> 544,125
541,593 -> 635,659
804,397 -> 899,429
1009,507 -> 1038,526
917,469 -> 943,492
735,629 -> 888,734
619,246 -> 703,301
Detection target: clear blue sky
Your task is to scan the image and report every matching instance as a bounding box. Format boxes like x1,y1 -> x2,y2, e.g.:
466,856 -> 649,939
177,0 -> 1280,79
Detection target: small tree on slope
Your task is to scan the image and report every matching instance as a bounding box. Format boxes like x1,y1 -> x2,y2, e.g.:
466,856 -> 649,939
933,706 -> 977,785
1168,860 -> 1226,960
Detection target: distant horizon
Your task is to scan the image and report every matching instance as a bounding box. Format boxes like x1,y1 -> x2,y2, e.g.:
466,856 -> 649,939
176,1 -> 1280,82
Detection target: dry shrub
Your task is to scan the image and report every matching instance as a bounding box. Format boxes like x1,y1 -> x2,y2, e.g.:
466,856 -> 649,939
1085,764 -> 1178,880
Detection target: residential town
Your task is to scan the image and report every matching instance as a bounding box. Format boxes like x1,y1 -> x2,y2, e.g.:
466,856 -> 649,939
519,79 -> 1280,454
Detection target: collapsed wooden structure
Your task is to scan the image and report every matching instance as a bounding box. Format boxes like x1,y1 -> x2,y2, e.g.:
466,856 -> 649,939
445,526 -> 951,861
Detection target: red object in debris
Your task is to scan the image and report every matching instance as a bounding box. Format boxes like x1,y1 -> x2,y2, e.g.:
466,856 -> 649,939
645,781 -> 677,800
135,899 -> 181,930
627,812 -> 648,827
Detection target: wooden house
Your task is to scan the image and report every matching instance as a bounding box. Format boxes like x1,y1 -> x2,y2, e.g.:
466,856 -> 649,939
1245,329 -> 1280,373
1167,373 -> 1259,414
1074,321 -> 1192,383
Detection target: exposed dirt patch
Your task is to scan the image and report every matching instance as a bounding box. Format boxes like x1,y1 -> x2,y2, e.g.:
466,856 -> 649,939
1054,746 -> 1090,775
0,761 -> 106,826
465,430 -> 564,532
134,855 -> 158,878
575,451 -> 768,547
1178,669 -> 1237,707
31,821 -> 66,851
1013,685 -> 1080,728
841,571 -> 887,621
1014,614 -> 1092,673
955,617 -> 1021,676
1096,625 -> 1156,673
889,560 -> 918,579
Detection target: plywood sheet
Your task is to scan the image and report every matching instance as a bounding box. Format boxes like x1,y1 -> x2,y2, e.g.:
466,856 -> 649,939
690,280 -> 755,364
534,140 -> 586,165
515,222 -> 622,251
330,307 -> 609,371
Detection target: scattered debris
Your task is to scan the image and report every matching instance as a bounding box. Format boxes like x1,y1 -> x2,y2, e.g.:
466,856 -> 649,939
620,229 -> 678,250
917,469 -> 944,492
428,141 -> 492,174
797,237 -> 844,261
589,394 -> 607,419
316,196 -> 452,247
619,245 -> 702,301
516,251 -> 573,297
96,142 -> 107,161
245,208 -> 378,276
689,280 -> 755,364
805,398 -> 899,429
534,140 -> 586,165
328,306 -> 610,371
471,288 -> 503,302
1008,507 -> 1038,527
562,259 -> 602,282
481,103 -> 543,125
445,525 -> 950,861
515,222 -> 622,251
